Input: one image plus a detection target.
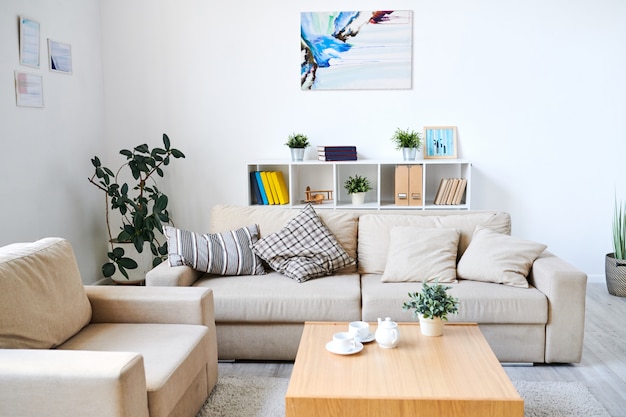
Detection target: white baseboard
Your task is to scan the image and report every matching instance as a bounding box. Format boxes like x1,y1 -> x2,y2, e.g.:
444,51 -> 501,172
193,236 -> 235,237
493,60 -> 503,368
587,274 -> 604,284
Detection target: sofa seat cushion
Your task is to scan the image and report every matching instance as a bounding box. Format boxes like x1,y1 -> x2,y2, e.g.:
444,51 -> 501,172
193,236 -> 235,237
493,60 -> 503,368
358,212 -> 511,275
0,238 -> 92,349
192,271 -> 362,323
59,323 -> 210,417
361,274 -> 547,324
209,204 -> 359,273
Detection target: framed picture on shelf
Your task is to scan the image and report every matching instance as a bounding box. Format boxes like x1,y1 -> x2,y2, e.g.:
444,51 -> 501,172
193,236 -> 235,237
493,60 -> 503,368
424,126 -> 457,159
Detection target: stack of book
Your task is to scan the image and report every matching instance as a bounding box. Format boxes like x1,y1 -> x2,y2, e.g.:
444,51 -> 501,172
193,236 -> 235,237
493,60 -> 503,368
433,178 -> 467,205
317,146 -> 357,161
249,171 -> 289,205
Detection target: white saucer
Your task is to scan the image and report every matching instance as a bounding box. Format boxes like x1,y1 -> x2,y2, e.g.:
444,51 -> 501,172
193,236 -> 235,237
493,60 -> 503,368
326,341 -> 364,355
355,333 -> 375,343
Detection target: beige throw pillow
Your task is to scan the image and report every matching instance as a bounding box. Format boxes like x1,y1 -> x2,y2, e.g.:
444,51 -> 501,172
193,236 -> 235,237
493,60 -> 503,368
457,226 -> 547,288
381,226 -> 460,283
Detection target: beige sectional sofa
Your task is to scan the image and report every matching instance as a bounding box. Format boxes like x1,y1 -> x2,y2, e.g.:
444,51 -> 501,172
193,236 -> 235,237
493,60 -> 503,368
146,204 -> 587,364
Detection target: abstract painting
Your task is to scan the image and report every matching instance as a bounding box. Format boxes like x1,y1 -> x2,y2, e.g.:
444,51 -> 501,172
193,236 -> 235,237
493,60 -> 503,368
301,11 -> 413,90
424,126 -> 458,159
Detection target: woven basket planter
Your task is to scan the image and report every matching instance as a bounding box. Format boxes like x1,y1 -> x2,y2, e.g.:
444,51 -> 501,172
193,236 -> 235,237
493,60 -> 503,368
605,253 -> 626,297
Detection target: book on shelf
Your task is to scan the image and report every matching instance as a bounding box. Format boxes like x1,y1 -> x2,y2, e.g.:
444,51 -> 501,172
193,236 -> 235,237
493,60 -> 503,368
259,171 -> 275,204
250,171 -> 263,205
270,171 -> 289,204
433,177 -> 467,205
254,171 -> 269,205
317,145 -> 357,152
318,153 -> 358,161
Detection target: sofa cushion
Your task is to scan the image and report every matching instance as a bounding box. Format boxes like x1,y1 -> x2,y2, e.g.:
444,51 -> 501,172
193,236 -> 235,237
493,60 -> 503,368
0,238 -> 92,349
381,227 -> 460,283
209,204 -> 359,273
253,204 -> 356,282
361,273 -> 548,324
457,226 -> 547,288
163,225 -> 265,276
59,323 -> 209,417
191,271 -> 362,322
357,211 -> 511,275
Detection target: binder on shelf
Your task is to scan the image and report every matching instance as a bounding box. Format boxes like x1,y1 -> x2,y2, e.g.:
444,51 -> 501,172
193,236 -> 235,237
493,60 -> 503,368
254,171 -> 269,205
259,171 -> 275,204
270,171 -> 290,204
394,165 -> 409,206
408,164 -> 423,206
250,171 -> 263,205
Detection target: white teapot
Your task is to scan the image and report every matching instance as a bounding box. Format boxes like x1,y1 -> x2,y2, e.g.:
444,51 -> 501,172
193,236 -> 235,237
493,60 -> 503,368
375,317 -> 400,348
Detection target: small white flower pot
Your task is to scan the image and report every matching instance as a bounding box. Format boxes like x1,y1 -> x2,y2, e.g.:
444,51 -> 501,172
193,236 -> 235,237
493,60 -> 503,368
350,192 -> 365,205
419,316 -> 444,337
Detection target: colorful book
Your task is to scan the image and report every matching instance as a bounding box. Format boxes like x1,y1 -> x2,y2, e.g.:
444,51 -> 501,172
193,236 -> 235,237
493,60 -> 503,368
271,171 -> 290,204
254,171 -> 269,205
250,171 -> 263,205
317,146 -> 357,152
259,171 -> 275,204
266,171 -> 280,204
318,154 -> 358,161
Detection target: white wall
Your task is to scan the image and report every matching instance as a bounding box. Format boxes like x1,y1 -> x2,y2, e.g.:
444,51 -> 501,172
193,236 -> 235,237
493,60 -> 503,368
2,1 -> 624,283
0,0 -> 106,282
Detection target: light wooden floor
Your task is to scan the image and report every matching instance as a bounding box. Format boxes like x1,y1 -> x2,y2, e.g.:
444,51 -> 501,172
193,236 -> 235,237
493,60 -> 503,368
218,282 -> 626,417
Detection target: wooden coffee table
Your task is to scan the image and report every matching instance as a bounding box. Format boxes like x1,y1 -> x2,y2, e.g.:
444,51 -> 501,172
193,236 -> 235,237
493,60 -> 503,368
285,321 -> 523,417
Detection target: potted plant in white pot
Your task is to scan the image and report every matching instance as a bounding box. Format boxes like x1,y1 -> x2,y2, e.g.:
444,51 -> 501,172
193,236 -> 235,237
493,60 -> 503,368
88,133 -> 185,283
606,197 -> 626,297
285,133 -> 310,161
391,127 -> 423,161
344,174 -> 372,205
402,281 -> 459,336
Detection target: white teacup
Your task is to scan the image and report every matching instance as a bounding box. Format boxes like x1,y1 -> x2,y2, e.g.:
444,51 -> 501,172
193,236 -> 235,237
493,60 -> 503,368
332,332 -> 356,352
348,321 -> 370,341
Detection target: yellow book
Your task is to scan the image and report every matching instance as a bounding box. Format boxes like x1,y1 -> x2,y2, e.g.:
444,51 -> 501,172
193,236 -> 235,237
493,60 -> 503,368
259,172 -> 275,204
272,171 -> 290,204
266,172 -> 280,205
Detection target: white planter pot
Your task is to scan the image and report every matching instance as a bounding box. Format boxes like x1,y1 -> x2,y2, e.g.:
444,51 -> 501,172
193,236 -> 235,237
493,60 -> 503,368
290,148 -> 305,161
350,192 -> 366,205
110,241 -> 154,285
402,147 -> 417,161
419,316 -> 444,337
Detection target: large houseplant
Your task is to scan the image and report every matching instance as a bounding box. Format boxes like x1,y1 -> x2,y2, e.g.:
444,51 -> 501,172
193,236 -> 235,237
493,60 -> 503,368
344,174 -> 372,205
88,133 -> 185,281
391,127 -> 423,161
402,281 -> 459,336
606,197 -> 626,297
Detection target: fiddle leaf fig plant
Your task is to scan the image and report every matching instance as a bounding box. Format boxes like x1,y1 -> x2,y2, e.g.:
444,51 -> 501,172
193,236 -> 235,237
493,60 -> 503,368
402,281 -> 459,320
88,133 -> 185,279
344,174 -> 372,195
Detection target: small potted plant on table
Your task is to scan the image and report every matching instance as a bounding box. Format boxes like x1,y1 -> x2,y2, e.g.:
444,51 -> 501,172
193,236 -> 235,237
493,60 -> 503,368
391,127 -> 423,161
344,174 -> 372,205
402,281 -> 459,336
285,133 -> 310,161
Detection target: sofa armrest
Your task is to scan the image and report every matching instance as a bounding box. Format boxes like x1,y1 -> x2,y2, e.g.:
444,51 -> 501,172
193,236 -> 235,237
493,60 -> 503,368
527,251 -> 587,363
145,261 -> 203,286
0,349 -> 149,417
85,286 -> 215,329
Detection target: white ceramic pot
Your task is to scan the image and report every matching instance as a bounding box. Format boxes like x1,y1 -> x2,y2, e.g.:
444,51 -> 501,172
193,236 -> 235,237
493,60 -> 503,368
402,147 -> 417,161
290,148 -> 305,161
419,316 -> 444,337
350,192 -> 365,205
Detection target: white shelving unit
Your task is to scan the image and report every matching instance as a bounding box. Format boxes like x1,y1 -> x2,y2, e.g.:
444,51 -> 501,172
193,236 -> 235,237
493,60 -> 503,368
247,159 -> 471,210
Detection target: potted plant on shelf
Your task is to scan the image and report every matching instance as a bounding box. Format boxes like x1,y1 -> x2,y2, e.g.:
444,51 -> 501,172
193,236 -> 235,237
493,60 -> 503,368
606,197 -> 626,297
344,174 -> 372,205
88,133 -> 185,283
391,127 -> 423,161
285,133 -> 310,161
402,281 -> 459,336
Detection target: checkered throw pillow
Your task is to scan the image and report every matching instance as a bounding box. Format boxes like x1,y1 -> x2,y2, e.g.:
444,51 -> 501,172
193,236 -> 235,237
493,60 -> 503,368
252,204 -> 355,282
163,225 -> 265,276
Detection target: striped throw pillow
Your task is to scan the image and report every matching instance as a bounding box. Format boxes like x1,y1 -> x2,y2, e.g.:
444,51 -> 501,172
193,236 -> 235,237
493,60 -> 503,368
163,225 -> 265,276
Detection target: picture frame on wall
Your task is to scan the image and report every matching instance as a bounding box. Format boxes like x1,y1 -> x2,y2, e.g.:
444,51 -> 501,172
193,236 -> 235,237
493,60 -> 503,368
14,71 -> 44,108
424,126 -> 458,159
48,39 -> 72,74
19,16 -> 40,68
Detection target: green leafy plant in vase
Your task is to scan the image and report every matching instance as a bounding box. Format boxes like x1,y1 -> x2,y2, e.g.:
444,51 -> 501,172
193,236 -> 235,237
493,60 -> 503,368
88,133 -> 185,281
391,127 -> 423,161
344,174 -> 372,205
402,280 -> 459,336
285,133 -> 310,161
606,196 -> 626,297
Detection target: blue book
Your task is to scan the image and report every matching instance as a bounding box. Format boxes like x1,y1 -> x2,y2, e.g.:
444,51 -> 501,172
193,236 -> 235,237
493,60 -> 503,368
254,171 -> 269,205
249,171 -> 263,205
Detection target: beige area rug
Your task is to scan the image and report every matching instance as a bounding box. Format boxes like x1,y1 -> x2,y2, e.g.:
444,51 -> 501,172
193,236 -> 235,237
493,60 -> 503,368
196,376 -> 611,417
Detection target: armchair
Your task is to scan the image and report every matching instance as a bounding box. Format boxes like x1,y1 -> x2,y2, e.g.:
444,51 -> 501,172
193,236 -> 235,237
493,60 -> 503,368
0,238 -> 218,417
